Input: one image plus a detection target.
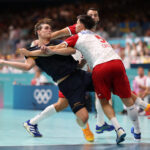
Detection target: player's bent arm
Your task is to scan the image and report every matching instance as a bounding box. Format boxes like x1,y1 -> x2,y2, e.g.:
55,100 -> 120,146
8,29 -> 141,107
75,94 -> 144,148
47,43 -> 76,55
142,87 -> 150,98
49,47 -> 76,56
30,27 -> 70,46
0,57 -> 35,71
20,43 -> 75,57
26,46 -> 76,56
19,48 -> 53,57
51,27 -> 70,40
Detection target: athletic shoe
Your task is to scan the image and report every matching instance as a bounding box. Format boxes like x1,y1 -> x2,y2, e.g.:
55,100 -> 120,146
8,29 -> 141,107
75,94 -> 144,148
145,104 -> 150,115
115,127 -> 126,144
131,127 -> 141,140
82,123 -> 94,142
96,122 -> 114,133
23,120 -> 42,137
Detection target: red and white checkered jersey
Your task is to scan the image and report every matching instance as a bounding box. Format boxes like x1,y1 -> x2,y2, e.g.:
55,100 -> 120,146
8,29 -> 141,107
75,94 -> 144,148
64,30 -> 121,69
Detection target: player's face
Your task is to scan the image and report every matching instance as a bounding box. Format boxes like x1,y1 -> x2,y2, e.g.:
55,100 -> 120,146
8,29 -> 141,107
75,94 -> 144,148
76,19 -> 85,32
138,68 -> 144,77
38,24 -> 52,39
87,10 -> 99,24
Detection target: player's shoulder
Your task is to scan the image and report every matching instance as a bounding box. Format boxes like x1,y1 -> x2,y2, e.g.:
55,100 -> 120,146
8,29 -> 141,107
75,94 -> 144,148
27,45 -> 39,51
48,39 -> 63,46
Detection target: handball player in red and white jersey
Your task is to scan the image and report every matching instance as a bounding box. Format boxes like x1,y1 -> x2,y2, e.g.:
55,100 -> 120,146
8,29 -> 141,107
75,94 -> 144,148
49,8 -> 115,134
33,15 -> 143,144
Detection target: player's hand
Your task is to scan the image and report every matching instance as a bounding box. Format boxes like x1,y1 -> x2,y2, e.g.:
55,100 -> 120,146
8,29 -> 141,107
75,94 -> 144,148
18,48 -> 30,56
141,92 -> 146,99
40,45 -> 49,54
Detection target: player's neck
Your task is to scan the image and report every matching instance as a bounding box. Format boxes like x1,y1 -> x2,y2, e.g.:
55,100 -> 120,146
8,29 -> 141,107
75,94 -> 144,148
92,25 -> 97,32
38,38 -> 51,46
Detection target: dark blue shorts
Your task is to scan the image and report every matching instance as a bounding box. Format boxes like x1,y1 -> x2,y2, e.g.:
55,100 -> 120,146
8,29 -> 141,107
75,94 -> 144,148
58,69 -> 94,113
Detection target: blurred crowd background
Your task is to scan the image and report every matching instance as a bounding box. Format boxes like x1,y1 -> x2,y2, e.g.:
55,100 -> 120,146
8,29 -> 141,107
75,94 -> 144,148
0,0 -> 150,74
1,0 -> 150,114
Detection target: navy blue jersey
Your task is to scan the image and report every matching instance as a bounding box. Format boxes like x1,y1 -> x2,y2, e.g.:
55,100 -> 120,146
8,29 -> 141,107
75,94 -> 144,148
27,40 -> 78,82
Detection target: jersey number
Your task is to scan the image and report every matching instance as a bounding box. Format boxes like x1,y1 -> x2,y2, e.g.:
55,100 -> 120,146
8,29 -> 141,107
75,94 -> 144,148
95,35 -> 111,48
95,35 -> 106,43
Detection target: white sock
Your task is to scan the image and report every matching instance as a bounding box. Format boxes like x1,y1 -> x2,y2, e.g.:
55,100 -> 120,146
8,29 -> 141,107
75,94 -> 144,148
126,105 -> 140,134
76,118 -> 87,129
82,124 -> 87,129
95,97 -> 105,126
110,117 -> 121,130
30,105 -> 56,125
135,97 -> 148,109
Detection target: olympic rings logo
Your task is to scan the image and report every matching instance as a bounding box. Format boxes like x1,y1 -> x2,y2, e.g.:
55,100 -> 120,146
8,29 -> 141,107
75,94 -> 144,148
34,89 -> 52,104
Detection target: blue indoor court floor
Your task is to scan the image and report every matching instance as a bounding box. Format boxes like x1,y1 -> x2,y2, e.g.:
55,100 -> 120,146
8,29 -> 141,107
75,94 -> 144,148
0,108 -> 150,150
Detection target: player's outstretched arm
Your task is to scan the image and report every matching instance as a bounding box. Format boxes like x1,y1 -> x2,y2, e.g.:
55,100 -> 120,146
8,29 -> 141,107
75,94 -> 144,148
30,27 -> 70,46
0,57 -> 35,71
51,27 -> 70,40
47,43 -> 76,56
18,48 -> 53,57
49,47 -> 76,56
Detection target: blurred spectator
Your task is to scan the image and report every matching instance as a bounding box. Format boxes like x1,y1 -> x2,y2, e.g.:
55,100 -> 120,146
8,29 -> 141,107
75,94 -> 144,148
142,69 -> 150,103
31,66 -> 48,85
133,67 -> 147,98
0,0 -> 150,67
141,69 -> 150,116
133,67 -> 147,115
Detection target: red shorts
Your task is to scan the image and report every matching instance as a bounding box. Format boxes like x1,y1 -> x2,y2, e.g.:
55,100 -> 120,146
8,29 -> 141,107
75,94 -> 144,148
92,60 -> 131,100
58,90 -> 65,98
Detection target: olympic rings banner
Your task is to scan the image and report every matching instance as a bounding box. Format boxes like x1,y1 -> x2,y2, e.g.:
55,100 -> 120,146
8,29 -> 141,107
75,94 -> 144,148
0,82 -> 4,108
13,85 -> 59,110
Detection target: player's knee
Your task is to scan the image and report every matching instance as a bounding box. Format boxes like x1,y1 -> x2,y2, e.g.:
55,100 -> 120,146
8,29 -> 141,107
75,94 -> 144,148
76,109 -> 89,124
100,98 -> 109,106
82,114 -> 89,124
122,97 -> 134,107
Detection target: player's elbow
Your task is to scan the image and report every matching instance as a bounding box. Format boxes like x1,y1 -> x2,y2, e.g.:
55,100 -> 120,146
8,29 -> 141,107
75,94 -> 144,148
24,65 -> 33,71
71,49 -> 76,54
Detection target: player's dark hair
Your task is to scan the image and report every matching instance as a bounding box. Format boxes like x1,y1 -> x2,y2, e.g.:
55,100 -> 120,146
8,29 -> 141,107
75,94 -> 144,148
34,18 -> 52,36
77,15 -> 95,30
87,8 -> 99,13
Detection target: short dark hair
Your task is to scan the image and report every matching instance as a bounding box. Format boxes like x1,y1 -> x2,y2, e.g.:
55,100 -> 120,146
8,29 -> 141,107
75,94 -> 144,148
34,18 -> 52,35
87,8 -> 99,13
77,15 -> 95,30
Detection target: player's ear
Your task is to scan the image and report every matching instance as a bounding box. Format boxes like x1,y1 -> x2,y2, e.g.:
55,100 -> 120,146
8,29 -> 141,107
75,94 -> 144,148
37,30 -> 40,36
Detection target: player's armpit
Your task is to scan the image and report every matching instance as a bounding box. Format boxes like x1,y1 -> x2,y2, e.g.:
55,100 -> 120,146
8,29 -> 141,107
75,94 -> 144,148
78,59 -> 87,69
